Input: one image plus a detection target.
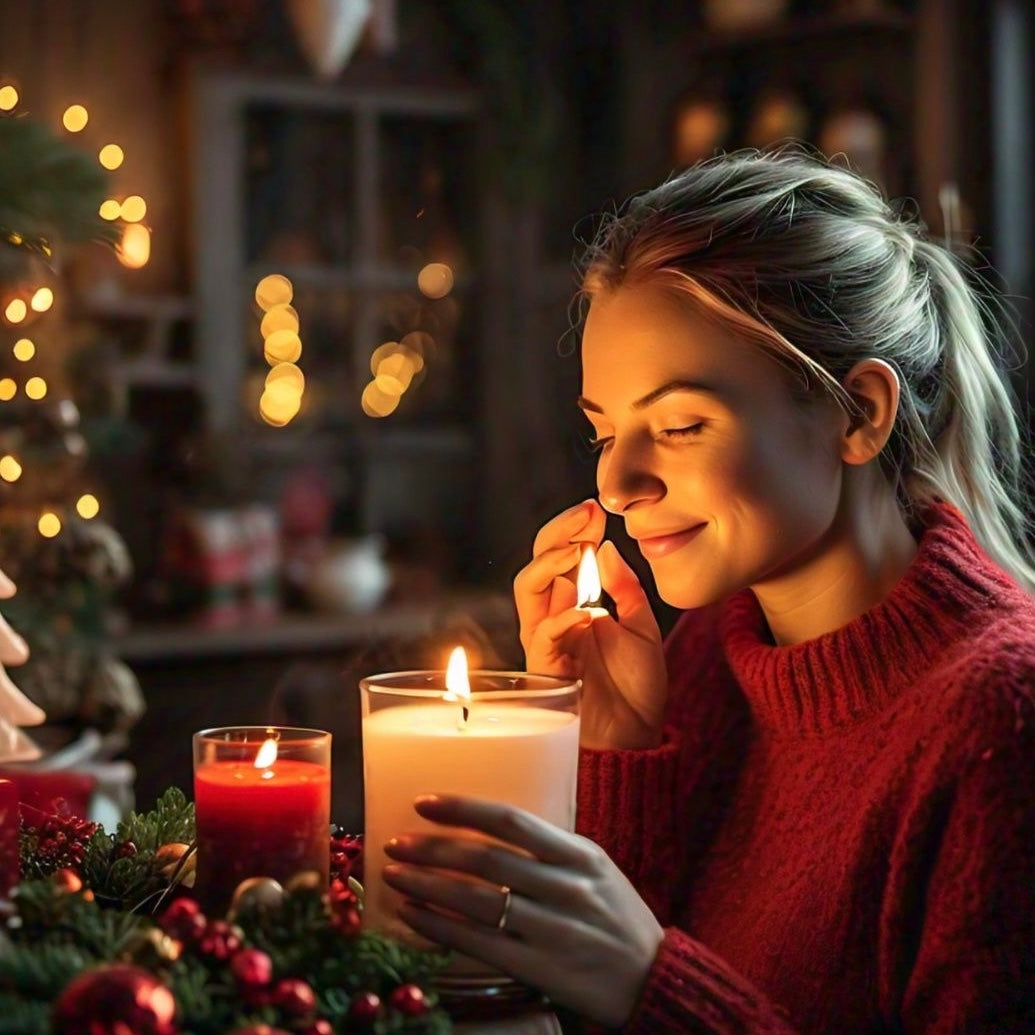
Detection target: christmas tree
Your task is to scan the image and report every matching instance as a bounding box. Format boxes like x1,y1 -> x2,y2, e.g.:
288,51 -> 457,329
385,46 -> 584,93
0,98 -> 142,764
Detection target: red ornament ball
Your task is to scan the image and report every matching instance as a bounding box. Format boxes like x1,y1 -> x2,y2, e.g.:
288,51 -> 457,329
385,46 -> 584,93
230,947 -> 273,988
52,963 -> 177,1035
332,901 -> 362,938
273,977 -> 316,1017
389,983 -> 429,1016
348,991 -> 382,1023
300,1021 -> 334,1035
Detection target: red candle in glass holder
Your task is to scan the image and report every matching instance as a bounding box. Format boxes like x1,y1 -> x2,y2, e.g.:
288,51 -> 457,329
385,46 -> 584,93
193,727 -> 331,914
0,778 -> 19,897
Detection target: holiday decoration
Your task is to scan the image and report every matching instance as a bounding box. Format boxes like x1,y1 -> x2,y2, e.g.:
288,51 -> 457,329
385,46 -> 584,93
4,788 -> 452,1034
0,92 -> 143,772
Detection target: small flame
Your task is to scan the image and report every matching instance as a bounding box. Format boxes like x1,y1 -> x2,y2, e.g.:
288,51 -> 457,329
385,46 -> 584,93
443,646 -> 470,702
253,736 -> 278,770
576,544 -> 603,608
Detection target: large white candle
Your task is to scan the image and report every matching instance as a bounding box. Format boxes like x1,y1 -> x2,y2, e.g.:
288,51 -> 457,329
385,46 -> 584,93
360,660 -> 580,948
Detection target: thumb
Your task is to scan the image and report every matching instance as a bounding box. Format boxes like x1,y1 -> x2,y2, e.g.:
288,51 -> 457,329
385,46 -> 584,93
597,541 -> 658,641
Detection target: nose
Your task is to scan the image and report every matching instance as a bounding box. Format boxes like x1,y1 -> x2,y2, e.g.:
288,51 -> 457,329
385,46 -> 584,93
596,439 -> 664,515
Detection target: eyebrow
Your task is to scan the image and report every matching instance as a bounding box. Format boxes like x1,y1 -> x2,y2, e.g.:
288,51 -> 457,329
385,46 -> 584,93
577,379 -> 726,414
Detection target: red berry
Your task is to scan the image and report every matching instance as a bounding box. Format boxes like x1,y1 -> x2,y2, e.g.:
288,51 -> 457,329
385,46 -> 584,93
198,919 -> 243,960
231,948 -> 273,988
159,897 -> 206,941
348,991 -> 382,1023
390,983 -> 428,1016
332,902 -> 363,938
300,1021 -> 334,1035
273,977 -> 316,1017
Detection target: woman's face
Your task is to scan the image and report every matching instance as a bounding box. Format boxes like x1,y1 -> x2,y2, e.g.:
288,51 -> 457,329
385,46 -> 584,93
580,281 -> 848,609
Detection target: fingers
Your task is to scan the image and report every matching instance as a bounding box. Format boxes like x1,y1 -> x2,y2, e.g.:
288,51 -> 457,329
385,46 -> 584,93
412,795 -> 597,869
0,569 -> 15,599
596,541 -> 660,643
530,499 -> 605,558
0,617 -> 28,666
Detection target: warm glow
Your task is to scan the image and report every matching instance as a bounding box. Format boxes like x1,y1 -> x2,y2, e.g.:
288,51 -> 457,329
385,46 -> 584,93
371,340 -> 424,377
0,456 -> 22,482
76,493 -> 100,519
38,511 -> 61,538
4,299 -> 27,323
260,303 -> 299,338
12,338 -> 34,361
0,379 -> 15,401
375,352 -> 415,395
24,376 -> 47,400
259,389 -> 301,426
120,195 -> 147,223
576,544 -> 603,608
30,287 -> 53,312
253,736 -> 279,770
99,199 -> 121,221
98,144 -> 124,170
417,262 -> 454,299
0,85 -> 18,111
263,329 -> 302,365
62,105 -> 89,132
255,274 -> 293,311
266,362 -> 305,394
117,223 -> 151,268
361,381 -> 401,418
444,646 -> 471,702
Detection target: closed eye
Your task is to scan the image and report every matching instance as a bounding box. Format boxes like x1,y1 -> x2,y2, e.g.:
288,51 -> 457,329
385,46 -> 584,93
661,423 -> 704,440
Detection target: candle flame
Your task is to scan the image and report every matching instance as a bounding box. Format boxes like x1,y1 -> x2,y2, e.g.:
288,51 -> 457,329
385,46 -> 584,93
443,646 -> 470,702
576,544 -> 603,608
253,736 -> 278,770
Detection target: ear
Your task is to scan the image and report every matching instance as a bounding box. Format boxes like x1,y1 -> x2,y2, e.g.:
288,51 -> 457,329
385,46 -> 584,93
840,358 -> 900,466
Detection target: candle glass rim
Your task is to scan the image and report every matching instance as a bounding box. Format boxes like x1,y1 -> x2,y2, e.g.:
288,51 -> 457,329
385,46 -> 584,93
193,726 -> 332,746
359,670 -> 581,700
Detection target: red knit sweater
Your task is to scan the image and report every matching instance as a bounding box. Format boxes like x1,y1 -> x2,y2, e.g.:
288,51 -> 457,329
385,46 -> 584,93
576,503 -> 1035,1033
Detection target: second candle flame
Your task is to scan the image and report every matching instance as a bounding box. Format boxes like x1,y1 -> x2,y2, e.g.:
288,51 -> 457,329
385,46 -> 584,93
443,646 -> 471,729
576,544 -> 603,609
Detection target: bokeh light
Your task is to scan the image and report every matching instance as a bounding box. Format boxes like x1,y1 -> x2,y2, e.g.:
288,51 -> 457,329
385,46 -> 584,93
117,223 -> 151,268
0,379 -> 15,401
0,455 -> 22,482
263,329 -> 302,365
0,85 -> 18,110
255,274 -> 293,311
76,494 -> 100,519
120,195 -> 147,223
25,376 -> 47,400
266,362 -> 305,394
260,303 -> 299,338
417,262 -> 454,299
62,104 -> 89,132
12,338 -> 34,361
98,144 -> 124,170
30,287 -> 54,312
38,511 -> 61,538
4,299 -> 27,324
361,381 -> 401,418
375,351 -> 415,395
99,199 -> 121,221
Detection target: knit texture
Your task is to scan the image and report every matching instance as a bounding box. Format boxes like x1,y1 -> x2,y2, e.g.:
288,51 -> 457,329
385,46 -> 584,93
576,503 -> 1035,1033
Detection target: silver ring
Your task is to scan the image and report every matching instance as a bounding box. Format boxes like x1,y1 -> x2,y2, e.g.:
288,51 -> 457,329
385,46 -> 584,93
495,885 -> 512,930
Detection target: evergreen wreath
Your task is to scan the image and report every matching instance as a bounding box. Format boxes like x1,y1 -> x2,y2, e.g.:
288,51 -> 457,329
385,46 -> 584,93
6,789 -> 452,1034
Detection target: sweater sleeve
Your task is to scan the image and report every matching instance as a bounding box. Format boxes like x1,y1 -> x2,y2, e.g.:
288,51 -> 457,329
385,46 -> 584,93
896,673 -> 1035,1033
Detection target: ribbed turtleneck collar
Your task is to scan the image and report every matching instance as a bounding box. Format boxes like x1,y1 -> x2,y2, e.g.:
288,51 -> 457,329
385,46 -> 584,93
718,503 -> 1022,736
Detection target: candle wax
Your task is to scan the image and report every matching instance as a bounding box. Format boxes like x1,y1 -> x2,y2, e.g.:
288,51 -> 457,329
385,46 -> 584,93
194,757 -> 330,913
362,702 -> 579,945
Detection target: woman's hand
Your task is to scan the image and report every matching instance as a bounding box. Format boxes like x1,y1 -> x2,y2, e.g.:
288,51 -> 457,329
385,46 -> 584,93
513,499 -> 667,749
383,794 -> 664,1029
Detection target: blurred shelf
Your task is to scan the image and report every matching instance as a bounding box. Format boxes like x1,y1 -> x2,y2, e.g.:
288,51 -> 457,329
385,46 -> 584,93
690,8 -> 915,55
113,593 -> 495,663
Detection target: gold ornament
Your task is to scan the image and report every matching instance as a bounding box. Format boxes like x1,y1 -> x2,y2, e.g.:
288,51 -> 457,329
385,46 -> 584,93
229,876 -> 284,920
155,842 -> 196,888
121,926 -> 183,968
284,870 -> 324,894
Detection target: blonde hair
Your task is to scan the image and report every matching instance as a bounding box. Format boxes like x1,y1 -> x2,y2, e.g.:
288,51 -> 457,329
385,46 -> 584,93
578,148 -> 1035,592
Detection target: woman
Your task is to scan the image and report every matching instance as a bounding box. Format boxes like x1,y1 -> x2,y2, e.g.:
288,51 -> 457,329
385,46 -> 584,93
383,150 -> 1035,1032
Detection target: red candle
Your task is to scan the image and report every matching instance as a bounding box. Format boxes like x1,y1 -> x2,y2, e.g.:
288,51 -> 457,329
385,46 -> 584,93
0,778 -> 19,897
193,728 -> 331,915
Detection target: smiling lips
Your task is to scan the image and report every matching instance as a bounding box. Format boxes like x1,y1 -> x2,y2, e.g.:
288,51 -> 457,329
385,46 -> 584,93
633,523 -> 707,559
